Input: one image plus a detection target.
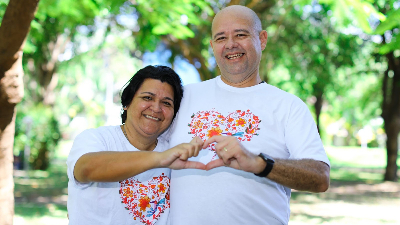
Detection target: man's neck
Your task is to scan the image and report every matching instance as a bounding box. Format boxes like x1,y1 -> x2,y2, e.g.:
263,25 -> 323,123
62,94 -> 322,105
220,73 -> 262,88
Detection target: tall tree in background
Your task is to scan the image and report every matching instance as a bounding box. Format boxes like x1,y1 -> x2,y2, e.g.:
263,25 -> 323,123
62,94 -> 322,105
0,0 -> 212,221
0,1 -> 40,224
374,0 -> 400,181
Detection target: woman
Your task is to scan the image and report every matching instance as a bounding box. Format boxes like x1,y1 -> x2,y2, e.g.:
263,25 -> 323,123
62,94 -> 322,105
67,65 -> 205,225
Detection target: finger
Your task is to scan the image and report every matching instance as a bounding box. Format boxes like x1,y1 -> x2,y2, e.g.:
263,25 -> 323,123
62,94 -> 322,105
183,161 -> 206,170
205,159 -> 225,170
178,150 -> 189,161
190,136 -> 203,145
221,155 -> 232,166
190,137 -> 203,156
203,135 -> 226,149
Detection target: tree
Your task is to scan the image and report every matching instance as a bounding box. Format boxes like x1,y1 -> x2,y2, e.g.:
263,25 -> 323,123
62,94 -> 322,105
0,1 -> 40,223
373,1 -> 400,181
0,0 -> 212,222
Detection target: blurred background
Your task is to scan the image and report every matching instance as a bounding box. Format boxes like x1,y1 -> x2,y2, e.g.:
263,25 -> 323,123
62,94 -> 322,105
0,0 -> 399,224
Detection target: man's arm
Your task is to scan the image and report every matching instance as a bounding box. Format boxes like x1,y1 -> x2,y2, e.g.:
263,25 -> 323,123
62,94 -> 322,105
204,136 -> 330,193
256,157 -> 330,192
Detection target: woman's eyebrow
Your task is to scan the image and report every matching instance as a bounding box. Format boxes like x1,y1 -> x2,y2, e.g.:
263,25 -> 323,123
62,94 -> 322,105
141,92 -> 174,102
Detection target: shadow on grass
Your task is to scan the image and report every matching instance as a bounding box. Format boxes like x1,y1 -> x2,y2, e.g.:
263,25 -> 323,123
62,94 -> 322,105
15,203 -> 67,218
291,166 -> 400,205
14,162 -> 68,219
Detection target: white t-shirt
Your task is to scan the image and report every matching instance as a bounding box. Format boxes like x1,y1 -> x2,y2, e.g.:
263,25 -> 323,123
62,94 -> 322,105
166,76 -> 330,225
67,126 -> 170,225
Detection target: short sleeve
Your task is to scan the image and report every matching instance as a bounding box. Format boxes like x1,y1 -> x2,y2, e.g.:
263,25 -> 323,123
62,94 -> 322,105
66,129 -> 107,188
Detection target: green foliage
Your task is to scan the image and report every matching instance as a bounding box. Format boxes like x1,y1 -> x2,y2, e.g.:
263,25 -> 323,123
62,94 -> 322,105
374,8 -> 400,35
375,8 -> 400,54
14,103 -> 61,170
0,0 -> 7,18
317,0 -> 385,33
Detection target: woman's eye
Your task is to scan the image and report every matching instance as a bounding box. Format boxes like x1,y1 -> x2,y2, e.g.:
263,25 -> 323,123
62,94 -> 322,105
163,101 -> 173,107
143,96 -> 151,100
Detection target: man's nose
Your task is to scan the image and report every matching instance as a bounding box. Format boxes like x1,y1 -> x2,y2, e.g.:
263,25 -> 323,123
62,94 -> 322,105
225,37 -> 238,49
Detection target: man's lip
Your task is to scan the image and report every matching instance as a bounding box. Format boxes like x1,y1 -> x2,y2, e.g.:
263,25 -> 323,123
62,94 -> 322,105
225,53 -> 245,59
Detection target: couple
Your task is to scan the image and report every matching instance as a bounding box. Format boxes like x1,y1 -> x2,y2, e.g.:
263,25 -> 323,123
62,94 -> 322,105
67,5 -> 330,225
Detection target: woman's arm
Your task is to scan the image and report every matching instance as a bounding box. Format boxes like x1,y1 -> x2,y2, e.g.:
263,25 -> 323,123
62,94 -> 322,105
74,137 -> 205,183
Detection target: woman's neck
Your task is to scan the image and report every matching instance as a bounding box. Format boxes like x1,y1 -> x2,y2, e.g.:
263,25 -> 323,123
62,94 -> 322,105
121,124 -> 158,151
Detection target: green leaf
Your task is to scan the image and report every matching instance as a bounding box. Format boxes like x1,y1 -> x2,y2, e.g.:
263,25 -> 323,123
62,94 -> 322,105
293,0 -> 313,5
374,9 -> 400,35
378,33 -> 400,54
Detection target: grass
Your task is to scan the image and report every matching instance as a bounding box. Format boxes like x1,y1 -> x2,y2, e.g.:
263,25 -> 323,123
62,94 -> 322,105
13,163 -> 69,225
12,144 -> 400,225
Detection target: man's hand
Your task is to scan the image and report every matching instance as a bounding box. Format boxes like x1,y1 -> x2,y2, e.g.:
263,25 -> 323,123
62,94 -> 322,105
159,136 -> 206,170
203,136 -> 264,173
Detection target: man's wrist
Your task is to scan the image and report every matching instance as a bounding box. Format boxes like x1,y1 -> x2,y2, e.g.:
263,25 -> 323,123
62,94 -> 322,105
254,153 -> 275,177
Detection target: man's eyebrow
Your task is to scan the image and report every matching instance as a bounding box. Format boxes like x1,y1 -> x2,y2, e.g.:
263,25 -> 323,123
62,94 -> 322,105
235,29 -> 250,34
213,29 -> 251,39
213,32 -> 225,40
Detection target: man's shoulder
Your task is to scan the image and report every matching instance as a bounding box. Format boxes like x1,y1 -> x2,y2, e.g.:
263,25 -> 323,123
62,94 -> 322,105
184,77 -> 217,89
266,84 -> 302,100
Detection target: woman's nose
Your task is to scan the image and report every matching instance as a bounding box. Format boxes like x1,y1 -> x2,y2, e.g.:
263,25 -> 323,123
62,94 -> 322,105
151,101 -> 162,112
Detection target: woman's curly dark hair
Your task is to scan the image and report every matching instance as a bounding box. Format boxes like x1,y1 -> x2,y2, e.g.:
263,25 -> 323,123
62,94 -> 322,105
120,65 -> 184,123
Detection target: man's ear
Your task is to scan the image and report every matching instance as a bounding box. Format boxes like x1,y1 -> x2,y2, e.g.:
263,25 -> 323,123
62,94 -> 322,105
259,30 -> 268,50
210,39 -> 213,48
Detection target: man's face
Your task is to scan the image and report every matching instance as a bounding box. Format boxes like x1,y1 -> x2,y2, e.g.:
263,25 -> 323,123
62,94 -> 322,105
210,11 -> 267,84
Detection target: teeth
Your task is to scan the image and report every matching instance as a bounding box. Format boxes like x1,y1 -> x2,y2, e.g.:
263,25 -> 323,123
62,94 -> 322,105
144,115 -> 160,121
226,53 -> 244,59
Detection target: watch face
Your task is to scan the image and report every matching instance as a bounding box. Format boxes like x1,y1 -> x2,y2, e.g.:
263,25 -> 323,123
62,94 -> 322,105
260,153 -> 275,163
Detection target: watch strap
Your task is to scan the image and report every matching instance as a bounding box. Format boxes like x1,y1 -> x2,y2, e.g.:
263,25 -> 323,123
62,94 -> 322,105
254,153 -> 274,177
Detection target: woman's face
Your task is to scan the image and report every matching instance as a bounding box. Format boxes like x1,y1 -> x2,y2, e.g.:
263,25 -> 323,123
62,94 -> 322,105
125,78 -> 175,139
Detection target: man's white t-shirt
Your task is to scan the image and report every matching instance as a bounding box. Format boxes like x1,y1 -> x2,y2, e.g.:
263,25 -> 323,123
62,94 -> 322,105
67,126 -> 170,225
166,76 -> 330,225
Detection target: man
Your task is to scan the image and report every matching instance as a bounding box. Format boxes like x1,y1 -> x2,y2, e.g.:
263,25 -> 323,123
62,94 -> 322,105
167,5 -> 330,225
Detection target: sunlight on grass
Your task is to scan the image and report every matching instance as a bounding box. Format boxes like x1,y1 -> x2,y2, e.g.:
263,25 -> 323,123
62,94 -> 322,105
325,146 -> 387,168
14,216 -> 68,225
14,203 -> 68,225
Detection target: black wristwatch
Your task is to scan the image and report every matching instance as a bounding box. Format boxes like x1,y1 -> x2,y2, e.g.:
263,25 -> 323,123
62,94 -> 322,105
254,153 -> 275,177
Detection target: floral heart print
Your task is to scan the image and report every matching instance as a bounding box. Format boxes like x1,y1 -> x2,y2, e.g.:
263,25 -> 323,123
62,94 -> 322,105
188,109 -> 261,157
119,174 -> 170,225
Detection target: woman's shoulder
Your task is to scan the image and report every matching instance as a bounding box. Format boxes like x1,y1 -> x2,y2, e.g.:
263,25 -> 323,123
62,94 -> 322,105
74,125 -> 121,140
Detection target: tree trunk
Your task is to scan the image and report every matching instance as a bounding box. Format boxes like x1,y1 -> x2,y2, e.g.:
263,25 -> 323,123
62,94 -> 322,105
314,92 -> 323,135
381,51 -> 400,181
384,124 -> 399,181
0,0 -> 40,224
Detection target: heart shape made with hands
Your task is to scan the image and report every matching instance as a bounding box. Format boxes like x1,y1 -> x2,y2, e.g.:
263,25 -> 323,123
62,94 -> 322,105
119,174 -> 170,225
188,109 -> 261,158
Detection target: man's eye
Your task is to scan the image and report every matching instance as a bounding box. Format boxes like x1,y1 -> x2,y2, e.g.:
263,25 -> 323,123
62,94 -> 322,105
216,37 -> 226,41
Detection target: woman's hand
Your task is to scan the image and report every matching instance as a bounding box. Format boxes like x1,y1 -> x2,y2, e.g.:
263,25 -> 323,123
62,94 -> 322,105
159,136 -> 206,170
